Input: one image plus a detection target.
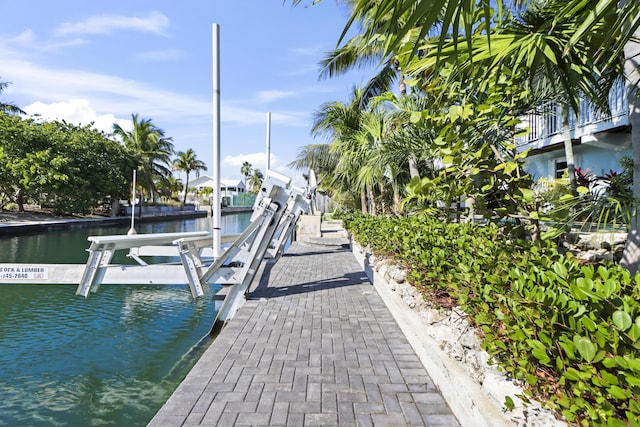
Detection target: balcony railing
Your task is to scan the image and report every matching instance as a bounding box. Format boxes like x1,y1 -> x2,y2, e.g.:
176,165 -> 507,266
515,78 -> 629,150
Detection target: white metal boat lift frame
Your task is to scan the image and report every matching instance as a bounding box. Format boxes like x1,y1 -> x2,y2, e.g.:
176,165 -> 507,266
0,171 -> 308,326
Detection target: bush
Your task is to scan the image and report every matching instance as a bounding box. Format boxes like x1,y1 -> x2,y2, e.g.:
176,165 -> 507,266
343,213 -> 640,427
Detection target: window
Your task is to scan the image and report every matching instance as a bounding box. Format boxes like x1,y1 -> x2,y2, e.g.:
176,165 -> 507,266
555,160 -> 568,179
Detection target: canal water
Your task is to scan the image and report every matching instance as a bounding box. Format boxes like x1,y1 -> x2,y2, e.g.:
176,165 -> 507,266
0,214 -> 251,426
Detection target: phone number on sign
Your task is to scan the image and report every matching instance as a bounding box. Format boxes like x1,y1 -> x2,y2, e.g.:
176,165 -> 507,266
0,273 -> 32,280
0,266 -> 48,280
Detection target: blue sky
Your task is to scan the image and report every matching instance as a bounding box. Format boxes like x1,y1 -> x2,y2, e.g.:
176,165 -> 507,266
0,1 -> 372,186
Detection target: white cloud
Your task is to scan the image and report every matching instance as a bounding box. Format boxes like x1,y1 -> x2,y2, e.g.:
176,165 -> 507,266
223,152 -> 280,172
256,90 -> 296,103
55,11 -> 170,36
2,55 -> 210,122
135,49 -> 185,62
5,29 -> 87,52
291,46 -> 323,57
9,29 -> 35,44
24,99 -> 131,134
222,104 -> 309,127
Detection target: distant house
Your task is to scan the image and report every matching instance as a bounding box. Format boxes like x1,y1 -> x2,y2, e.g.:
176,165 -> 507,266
516,77 -> 632,181
188,175 -> 248,206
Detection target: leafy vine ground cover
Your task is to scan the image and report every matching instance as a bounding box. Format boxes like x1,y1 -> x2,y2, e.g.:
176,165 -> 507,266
341,213 -> 640,427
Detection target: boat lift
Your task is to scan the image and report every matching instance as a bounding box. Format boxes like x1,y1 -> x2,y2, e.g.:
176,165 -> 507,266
0,171 -> 308,323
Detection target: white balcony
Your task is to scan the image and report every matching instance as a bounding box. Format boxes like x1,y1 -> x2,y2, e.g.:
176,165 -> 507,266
515,78 -> 630,152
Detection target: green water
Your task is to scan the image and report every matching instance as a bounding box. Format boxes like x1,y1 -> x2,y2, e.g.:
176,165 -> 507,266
0,214 -> 251,426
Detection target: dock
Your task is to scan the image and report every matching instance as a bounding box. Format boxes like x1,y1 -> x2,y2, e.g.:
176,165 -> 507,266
148,227 -> 460,426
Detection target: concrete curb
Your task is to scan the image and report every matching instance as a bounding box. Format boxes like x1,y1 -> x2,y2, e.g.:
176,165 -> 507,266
351,239 -> 513,427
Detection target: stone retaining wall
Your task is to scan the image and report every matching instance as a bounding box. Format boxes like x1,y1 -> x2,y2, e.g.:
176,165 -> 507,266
351,239 -> 567,427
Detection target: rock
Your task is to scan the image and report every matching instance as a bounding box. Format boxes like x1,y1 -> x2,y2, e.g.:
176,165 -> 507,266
595,249 -> 613,262
562,232 -> 580,244
577,240 -> 596,251
421,308 -> 447,324
356,242 -> 567,427
614,245 -> 625,262
577,250 -> 598,262
459,329 -> 481,349
404,294 -> 417,309
386,265 -> 407,283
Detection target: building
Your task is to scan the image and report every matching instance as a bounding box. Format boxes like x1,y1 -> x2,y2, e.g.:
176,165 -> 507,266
516,77 -> 632,180
186,176 -> 249,207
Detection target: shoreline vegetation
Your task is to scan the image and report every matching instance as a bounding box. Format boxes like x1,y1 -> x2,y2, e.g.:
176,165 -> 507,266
0,205 -> 252,231
0,206 -> 97,225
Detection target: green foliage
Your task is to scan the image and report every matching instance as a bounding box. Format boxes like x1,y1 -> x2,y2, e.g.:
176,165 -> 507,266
0,113 -> 134,214
343,213 -> 640,426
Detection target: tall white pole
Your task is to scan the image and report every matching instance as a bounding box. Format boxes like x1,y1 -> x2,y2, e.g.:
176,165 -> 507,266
127,169 -> 137,235
266,111 -> 271,173
212,23 -> 222,258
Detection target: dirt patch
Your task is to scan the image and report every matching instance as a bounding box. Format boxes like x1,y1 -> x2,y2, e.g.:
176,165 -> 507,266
0,206 -> 97,224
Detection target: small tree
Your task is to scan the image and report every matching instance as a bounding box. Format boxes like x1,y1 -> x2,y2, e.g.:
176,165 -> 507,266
241,161 -> 252,188
172,148 -> 207,204
199,186 -> 214,207
248,169 -> 264,193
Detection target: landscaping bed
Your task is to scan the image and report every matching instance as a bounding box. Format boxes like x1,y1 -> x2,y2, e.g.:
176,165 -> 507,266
342,213 -> 640,427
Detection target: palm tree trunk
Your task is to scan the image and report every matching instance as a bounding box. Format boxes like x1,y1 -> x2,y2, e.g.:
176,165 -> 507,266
398,69 -> 421,181
367,184 -> 377,215
392,181 -> 401,216
378,182 -> 387,214
620,31 -> 640,274
15,188 -> 25,212
560,104 -> 578,195
138,189 -> 144,220
360,188 -> 368,214
408,155 -> 421,179
399,72 -> 407,97
183,172 -> 190,205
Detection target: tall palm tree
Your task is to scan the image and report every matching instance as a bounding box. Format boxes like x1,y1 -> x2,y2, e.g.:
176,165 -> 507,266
311,86 -> 373,213
113,114 -> 174,214
0,79 -> 24,114
314,2 -> 425,179
293,0 -> 640,77
293,0 -> 639,115
172,148 -> 207,204
248,168 -> 264,193
240,161 -> 252,189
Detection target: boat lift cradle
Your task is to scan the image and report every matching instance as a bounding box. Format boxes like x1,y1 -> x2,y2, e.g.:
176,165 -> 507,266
0,171 -> 308,323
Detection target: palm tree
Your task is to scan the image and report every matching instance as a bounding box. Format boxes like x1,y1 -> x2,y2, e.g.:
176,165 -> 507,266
113,114 -> 174,215
292,0 -> 640,76
199,186 -> 214,207
157,176 -> 183,201
294,0 -> 640,260
313,4 -> 424,179
240,161 -> 252,189
411,1 -> 624,194
248,169 -> 264,193
310,86 -> 373,213
0,79 -> 24,114
172,148 -> 207,204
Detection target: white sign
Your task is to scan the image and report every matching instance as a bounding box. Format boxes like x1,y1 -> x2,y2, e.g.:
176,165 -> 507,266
0,265 -> 49,280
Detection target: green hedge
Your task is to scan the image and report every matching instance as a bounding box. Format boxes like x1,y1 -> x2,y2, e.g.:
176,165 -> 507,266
342,213 -> 640,427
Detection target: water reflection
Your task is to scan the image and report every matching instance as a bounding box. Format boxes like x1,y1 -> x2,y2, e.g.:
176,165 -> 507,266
0,214 -> 251,264
0,214 -> 249,426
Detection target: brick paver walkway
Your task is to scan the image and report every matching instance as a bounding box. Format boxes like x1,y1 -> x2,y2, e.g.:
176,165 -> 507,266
148,240 -> 460,427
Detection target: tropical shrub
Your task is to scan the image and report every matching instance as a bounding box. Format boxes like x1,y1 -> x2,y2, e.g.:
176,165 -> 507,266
342,213 -> 640,426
